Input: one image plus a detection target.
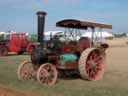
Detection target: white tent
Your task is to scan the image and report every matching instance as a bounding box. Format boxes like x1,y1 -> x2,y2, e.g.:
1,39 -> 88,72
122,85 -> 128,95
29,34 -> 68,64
126,33 -> 128,37
0,32 -> 7,34
82,31 -> 114,39
43,31 -> 114,41
44,31 -> 64,36
0,32 -> 11,36
44,31 -> 64,40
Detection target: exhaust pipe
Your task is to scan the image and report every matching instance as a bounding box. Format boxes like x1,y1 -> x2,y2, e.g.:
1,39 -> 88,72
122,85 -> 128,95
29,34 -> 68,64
31,11 -> 48,65
36,11 -> 47,46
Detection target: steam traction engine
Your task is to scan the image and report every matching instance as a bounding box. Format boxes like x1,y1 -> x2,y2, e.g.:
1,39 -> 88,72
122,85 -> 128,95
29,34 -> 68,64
17,11 -> 112,86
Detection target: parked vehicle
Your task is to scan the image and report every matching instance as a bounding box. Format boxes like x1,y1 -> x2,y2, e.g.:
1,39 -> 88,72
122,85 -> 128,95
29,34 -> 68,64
0,33 -> 37,56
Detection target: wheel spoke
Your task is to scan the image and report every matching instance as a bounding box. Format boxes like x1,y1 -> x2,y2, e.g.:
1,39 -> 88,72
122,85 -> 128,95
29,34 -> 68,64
86,68 -> 91,75
86,64 -> 92,71
92,51 -> 98,59
89,69 -> 96,78
94,55 -> 103,62
89,55 -> 93,61
96,59 -> 103,66
42,77 -> 47,83
86,59 -> 93,65
96,63 -> 104,70
96,66 -> 102,71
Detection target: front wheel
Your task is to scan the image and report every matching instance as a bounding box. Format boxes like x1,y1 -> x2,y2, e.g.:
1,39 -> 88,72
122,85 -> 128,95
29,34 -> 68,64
36,63 -> 58,86
17,61 -> 36,80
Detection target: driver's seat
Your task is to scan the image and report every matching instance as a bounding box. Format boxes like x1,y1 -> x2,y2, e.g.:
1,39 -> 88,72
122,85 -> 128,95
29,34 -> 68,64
78,37 -> 91,53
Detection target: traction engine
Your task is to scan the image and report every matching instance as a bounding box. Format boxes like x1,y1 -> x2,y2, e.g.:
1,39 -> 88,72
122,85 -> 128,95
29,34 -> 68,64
17,11 -> 112,86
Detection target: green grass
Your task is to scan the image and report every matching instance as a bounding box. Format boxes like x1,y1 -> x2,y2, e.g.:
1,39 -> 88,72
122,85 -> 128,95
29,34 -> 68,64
0,47 -> 128,96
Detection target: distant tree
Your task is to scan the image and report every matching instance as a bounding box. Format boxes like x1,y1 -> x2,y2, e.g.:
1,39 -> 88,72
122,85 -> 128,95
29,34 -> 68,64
113,32 -> 127,37
0,34 -> 4,40
27,34 -> 37,41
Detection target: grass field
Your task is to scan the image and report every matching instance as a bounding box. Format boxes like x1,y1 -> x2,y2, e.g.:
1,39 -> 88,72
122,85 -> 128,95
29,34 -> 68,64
0,46 -> 128,96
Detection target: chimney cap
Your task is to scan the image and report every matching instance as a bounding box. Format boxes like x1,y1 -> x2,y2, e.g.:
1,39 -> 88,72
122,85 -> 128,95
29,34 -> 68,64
36,11 -> 47,16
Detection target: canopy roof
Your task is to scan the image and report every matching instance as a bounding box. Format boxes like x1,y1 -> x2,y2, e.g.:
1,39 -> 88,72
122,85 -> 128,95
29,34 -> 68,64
56,19 -> 112,29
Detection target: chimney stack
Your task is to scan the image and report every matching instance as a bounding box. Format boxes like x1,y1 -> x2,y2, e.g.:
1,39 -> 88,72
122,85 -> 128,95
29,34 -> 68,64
36,11 -> 47,46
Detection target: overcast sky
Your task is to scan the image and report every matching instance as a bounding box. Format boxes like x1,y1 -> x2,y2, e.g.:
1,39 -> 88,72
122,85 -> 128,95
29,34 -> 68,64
0,0 -> 128,33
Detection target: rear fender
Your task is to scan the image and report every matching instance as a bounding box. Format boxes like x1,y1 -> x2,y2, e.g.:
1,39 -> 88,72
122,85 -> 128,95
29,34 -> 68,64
98,43 -> 109,52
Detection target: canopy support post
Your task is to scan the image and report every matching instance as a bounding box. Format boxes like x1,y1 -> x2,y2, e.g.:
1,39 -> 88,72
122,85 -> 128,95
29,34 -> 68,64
91,27 -> 95,46
98,28 -> 103,43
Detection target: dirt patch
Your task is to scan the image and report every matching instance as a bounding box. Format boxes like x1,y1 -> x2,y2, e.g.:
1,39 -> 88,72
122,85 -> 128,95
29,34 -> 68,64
105,37 -> 128,46
0,84 -> 44,96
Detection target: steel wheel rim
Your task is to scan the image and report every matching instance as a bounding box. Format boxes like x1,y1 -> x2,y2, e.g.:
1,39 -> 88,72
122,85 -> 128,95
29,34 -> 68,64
37,63 -> 58,86
86,49 -> 105,80
17,61 -> 36,80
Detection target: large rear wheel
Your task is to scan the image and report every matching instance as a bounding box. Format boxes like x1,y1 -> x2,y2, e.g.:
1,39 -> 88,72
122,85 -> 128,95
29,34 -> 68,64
78,48 -> 105,81
17,61 -> 36,80
36,63 -> 58,86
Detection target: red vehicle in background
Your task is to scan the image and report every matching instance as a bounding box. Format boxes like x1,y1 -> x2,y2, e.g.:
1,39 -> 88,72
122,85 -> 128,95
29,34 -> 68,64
0,33 -> 37,56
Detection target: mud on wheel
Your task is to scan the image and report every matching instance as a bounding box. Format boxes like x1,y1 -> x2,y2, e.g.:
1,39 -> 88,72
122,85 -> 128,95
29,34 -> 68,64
36,63 -> 58,86
78,48 -> 105,81
17,61 -> 36,80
